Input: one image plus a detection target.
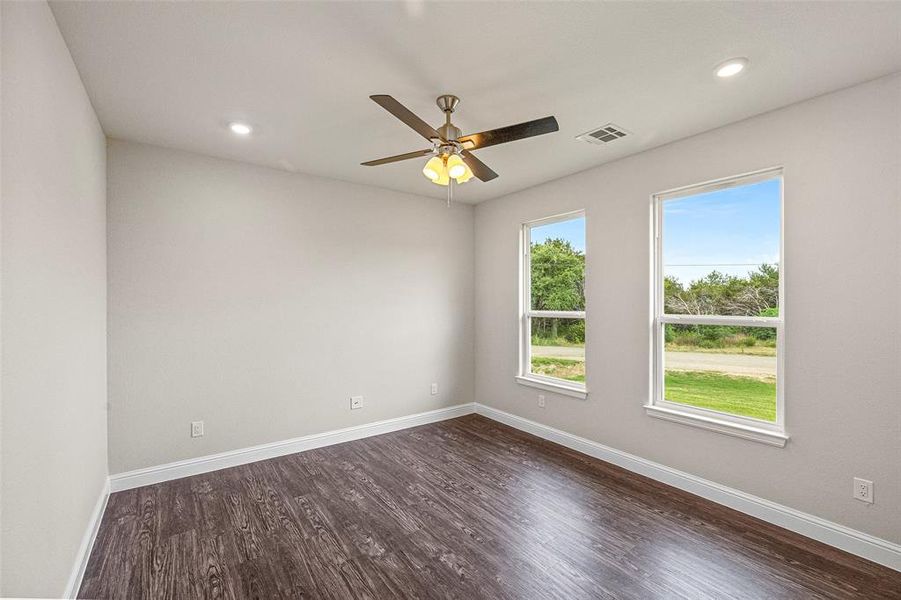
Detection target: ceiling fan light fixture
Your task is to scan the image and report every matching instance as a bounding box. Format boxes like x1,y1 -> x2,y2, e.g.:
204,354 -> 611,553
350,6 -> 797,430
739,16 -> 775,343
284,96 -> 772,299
423,153 -> 471,186
431,167 -> 450,186
446,154 -> 467,179
455,167 -> 474,184
422,155 -> 444,181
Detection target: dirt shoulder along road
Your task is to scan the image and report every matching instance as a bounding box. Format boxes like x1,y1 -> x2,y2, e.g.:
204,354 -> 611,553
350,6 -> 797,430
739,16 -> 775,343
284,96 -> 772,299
531,346 -> 775,378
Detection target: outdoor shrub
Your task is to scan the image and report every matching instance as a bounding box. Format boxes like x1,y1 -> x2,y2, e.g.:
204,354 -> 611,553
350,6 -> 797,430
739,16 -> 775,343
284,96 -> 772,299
749,326 -> 776,341
564,320 -> 585,343
672,332 -> 702,346
736,335 -> 757,348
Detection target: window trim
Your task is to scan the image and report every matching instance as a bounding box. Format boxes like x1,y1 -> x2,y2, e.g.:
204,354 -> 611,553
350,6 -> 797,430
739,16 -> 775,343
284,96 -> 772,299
517,210 -> 587,399
647,167 -> 787,446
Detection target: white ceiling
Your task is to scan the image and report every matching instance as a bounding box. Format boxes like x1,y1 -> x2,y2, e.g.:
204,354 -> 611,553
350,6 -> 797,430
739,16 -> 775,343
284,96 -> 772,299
50,1 -> 901,204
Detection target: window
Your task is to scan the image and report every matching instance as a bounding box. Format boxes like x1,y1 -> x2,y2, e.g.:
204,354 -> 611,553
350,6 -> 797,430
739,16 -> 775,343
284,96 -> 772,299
517,211 -> 586,399
649,169 -> 786,446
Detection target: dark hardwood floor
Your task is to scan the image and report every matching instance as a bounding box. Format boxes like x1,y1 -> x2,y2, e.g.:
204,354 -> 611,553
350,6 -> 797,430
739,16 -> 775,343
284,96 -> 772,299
79,414 -> 901,599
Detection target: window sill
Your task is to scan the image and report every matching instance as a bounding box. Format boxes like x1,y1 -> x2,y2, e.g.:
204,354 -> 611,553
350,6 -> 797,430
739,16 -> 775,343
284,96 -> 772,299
515,375 -> 588,400
644,404 -> 788,447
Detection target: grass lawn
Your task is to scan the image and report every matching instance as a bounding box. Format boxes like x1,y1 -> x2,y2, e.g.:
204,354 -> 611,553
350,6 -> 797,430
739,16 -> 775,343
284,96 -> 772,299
530,358 -> 775,422
665,370 -> 776,421
531,356 -> 585,382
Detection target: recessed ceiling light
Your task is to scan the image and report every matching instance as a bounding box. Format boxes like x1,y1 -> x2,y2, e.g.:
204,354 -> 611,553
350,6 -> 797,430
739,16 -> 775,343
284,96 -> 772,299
715,57 -> 748,78
229,122 -> 252,136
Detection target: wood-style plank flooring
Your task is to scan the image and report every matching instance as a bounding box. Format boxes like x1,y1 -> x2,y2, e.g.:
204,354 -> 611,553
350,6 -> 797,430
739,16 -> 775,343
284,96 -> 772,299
80,415 -> 901,599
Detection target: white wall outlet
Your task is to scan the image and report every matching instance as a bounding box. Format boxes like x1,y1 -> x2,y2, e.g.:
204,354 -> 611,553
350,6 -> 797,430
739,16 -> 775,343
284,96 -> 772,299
537,394 -> 546,408
350,395 -> 364,410
191,420 -> 204,438
853,478 -> 874,504
430,383 -> 439,395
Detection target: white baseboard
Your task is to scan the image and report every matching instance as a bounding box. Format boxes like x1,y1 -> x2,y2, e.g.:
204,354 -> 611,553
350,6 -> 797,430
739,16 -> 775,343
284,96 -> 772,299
109,403 -> 476,492
64,478 -> 110,598
474,403 -> 901,572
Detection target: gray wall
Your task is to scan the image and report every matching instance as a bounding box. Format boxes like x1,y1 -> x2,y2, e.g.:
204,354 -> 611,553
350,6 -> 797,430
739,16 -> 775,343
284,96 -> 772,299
0,2 -> 109,596
474,74 -> 901,543
106,140 -> 474,474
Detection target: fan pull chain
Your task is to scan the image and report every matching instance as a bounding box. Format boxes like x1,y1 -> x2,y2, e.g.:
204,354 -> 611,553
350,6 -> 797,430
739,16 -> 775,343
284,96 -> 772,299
447,177 -> 453,208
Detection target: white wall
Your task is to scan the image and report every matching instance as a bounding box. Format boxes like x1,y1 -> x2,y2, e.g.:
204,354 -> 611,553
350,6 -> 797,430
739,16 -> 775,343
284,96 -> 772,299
107,140 -> 474,474
0,2 -> 108,596
475,74 -> 901,543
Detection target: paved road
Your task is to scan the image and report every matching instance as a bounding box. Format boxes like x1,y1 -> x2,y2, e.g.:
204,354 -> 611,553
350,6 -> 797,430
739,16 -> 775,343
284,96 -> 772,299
532,346 -> 775,377
666,351 -> 775,377
532,345 -> 585,358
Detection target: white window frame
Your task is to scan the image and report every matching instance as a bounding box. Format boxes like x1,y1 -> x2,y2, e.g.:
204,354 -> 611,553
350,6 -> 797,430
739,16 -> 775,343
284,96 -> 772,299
646,167 -> 788,447
516,209 -> 588,400
516,210 -> 587,399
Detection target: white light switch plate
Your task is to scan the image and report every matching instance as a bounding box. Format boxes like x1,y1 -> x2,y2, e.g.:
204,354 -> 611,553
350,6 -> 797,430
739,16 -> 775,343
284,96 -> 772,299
430,383 -> 438,395
350,395 -> 363,410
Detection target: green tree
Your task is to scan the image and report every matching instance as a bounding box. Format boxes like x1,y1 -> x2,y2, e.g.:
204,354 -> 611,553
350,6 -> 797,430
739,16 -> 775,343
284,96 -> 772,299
530,238 -> 585,342
665,264 -> 778,317
664,264 -> 780,348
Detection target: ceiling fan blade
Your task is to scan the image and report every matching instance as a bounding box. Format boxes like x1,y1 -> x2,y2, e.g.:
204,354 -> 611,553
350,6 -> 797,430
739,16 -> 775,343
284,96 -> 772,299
460,150 -> 498,182
361,149 -> 433,166
370,95 -> 443,142
457,116 -> 559,150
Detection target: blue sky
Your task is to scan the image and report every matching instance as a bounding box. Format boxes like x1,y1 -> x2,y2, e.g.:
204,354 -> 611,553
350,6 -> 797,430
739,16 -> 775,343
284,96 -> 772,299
532,217 -> 586,252
529,179 -> 779,285
663,178 -> 780,284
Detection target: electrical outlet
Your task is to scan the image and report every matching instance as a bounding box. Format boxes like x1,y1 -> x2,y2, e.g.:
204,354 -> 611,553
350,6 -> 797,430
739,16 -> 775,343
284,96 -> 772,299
350,395 -> 363,410
430,383 -> 439,395
853,478 -> 874,504
191,420 -> 204,438
537,394 -> 546,408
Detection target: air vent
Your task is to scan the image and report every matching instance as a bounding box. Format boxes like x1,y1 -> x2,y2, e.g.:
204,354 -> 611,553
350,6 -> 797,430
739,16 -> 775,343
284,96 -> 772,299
576,123 -> 630,145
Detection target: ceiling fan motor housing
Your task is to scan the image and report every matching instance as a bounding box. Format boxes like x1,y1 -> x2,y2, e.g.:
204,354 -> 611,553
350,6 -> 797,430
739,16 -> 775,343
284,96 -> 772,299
437,125 -> 462,145
436,95 -> 462,143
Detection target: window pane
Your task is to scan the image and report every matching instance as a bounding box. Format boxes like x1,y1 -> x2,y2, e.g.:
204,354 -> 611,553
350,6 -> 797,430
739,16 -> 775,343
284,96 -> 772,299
663,178 -> 780,317
664,324 -> 777,421
530,217 -> 585,311
530,317 -> 585,383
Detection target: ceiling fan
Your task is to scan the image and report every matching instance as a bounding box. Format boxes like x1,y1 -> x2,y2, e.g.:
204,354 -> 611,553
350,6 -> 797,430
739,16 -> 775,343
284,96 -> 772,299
361,94 -> 559,196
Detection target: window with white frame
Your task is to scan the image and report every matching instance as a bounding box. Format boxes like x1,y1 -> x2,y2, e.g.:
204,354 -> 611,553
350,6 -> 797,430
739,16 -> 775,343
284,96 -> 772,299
649,169 -> 786,445
517,211 -> 586,398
